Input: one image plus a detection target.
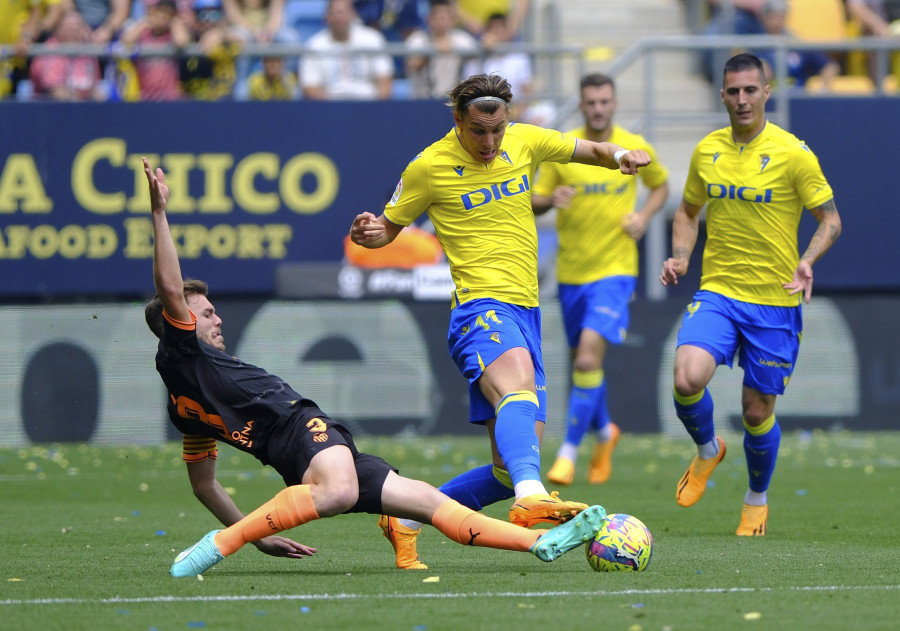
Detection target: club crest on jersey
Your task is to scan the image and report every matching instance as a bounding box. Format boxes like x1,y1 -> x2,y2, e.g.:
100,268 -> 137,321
389,179 -> 403,205
460,175 -> 530,210
490,332 -> 501,344
499,150 -> 513,165
759,153 -> 771,172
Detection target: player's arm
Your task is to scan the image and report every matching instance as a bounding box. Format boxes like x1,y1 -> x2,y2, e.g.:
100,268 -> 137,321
186,456 -> 317,558
660,197 -> 703,286
783,198 -> 842,303
623,180 -> 670,240
143,157 -> 191,324
349,212 -> 405,248
186,457 -> 246,526
532,186 -> 575,216
570,140 -> 651,175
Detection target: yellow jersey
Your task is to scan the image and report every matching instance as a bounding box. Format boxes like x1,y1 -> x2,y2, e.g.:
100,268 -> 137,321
533,125 -> 669,284
458,0 -> 515,26
683,121 -> 833,307
384,122 -> 577,307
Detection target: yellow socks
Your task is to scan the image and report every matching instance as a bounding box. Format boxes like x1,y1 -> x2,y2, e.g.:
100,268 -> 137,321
214,485 -> 320,556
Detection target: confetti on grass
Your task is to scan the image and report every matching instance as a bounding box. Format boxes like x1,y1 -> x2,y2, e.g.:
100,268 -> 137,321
743,612 -> 762,620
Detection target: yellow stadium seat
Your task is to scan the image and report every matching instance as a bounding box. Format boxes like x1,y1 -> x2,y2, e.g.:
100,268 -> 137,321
805,74 -> 876,94
787,0 -> 848,41
883,75 -> 898,94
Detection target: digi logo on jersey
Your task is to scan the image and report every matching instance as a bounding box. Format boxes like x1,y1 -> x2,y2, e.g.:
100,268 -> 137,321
460,175 -> 530,210
580,182 -> 628,195
707,183 -> 773,203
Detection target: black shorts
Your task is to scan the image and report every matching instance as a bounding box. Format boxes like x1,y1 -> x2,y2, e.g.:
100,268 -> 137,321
267,408 -> 397,515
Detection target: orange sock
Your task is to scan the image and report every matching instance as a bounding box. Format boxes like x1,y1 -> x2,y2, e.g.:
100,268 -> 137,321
214,485 -> 320,556
431,499 -> 544,552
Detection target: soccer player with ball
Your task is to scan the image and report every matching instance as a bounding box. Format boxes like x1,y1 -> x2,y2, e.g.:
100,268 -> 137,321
141,157 -> 608,577
660,53 -> 842,535
350,73 -> 652,569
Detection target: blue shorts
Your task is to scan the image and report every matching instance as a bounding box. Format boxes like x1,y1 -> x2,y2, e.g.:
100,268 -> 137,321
676,290 -> 803,395
448,298 -> 547,425
558,276 -> 636,348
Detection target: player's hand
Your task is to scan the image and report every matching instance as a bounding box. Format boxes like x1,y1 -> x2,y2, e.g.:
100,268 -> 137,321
619,150 -> 651,175
142,157 -> 169,212
660,257 -> 688,286
252,535 -> 317,559
350,212 -> 385,245
621,212 -> 648,240
552,185 -> 576,210
783,260 -> 814,303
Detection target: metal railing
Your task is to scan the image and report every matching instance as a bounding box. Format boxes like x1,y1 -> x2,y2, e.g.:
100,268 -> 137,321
4,40 -> 587,104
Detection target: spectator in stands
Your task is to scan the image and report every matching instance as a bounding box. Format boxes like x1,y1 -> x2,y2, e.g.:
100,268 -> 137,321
1,0 -> 41,99
699,0 -> 766,81
749,0 -> 840,90
29,9 -> 106,100
247,54 -> 298,98
120,0 -> 191,100
457,0 -> 529,40
354,0 -> 424,79
33,0 -> 68,42
353,0 -> 423,43
462,12 -> 532,119
180,0 -> 242,99
846,0 -> 900,81
405,0 -> 478,99
221,0 -> 301,85
846,0 -> 897,36
222,0 -> 298,43
300,0 -> 393,100
71,0 -> 133,43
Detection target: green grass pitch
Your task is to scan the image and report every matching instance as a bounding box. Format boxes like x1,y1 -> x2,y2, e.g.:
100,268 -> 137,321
1,431 -> 898,631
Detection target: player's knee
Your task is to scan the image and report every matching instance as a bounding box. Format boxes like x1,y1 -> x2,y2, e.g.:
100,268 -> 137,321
572,353 -> 601,374
741,403 -> 773,427
673,368 -> 705,398
314,482 -> 359,517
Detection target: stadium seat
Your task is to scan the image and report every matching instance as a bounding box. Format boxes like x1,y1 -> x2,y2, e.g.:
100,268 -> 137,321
883,74 -> 898,94
285,0 -> 328,42
787,0 -> 848,41
805,74 -> 876,94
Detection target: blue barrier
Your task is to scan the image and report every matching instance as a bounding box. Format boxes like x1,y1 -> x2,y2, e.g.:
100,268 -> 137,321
0,99 -> 449,297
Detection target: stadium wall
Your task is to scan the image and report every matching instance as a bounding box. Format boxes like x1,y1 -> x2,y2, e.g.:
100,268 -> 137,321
0,294 -> 896,447
1,98 -> 897,445
1,97 -> 898,297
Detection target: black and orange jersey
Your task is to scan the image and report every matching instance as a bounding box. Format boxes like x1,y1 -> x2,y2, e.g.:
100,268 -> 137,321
155,309 -> 321,467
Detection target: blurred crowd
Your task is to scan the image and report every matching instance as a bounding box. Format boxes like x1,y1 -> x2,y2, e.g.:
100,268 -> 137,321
698,0 -> 899,93
0,0 -> 548,107
2,0 -> 897,102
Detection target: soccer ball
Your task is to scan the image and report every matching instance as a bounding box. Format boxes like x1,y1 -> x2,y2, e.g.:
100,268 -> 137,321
585,513 -> 653,572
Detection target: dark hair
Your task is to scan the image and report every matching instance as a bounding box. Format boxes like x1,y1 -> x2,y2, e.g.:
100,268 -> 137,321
448,73 -> 512,118
429,0 -> 452,7
144,278 -> 209,339
580,73 -> 615,93
723,53 -> 767,85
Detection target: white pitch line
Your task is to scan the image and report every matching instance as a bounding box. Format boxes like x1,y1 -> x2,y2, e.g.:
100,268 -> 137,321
2,584 -> 898,607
